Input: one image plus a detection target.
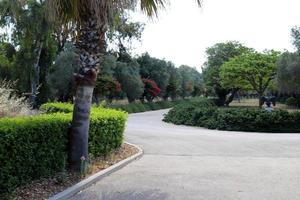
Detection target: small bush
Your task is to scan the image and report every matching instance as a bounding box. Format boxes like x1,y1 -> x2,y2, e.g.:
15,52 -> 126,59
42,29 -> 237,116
286,97 -> 299,107
163,100 -> 300,133
0,107 -> 127,195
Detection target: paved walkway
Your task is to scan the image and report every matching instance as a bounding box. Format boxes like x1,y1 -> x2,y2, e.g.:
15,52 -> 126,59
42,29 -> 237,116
71,109 -> 300,200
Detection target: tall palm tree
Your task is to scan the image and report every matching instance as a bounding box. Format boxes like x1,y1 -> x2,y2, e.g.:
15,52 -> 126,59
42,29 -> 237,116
47,0 -> 202,170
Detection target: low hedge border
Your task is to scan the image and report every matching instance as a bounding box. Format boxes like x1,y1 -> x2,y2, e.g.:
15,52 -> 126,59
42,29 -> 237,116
0,107 -> 127,196
40,99 -> 191,115
163,99 -> 300,133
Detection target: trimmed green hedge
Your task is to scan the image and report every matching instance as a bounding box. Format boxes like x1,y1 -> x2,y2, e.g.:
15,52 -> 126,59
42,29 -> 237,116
40,102 -> 73,113
0,107 -> 127,195
163,99 -> 300,133
41,99 -> 191,115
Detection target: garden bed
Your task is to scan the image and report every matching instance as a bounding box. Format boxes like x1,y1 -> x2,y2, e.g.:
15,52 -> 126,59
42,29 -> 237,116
10,143 -> 138,200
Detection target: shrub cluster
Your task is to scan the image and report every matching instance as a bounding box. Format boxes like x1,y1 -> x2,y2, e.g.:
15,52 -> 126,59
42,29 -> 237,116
109,99 -> 191,114
0,107 -> 127,195
286,97 -> 300,108
163,99 -> 300,133
41,99 -> 192,115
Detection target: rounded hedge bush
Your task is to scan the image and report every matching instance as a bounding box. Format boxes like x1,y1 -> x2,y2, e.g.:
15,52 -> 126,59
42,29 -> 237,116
163,99 -> 300,133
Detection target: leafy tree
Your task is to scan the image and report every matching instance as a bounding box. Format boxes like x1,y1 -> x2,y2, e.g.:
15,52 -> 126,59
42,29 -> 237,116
47,43 -> 77,102
276,27 -> 300,98
137,53 -> 170,96
178,65 -> 203,98
107,13 -> 144,54
115,60 -> 144,103
277,52 -> 300,95
291,26 -> 300,52
202,41 -> 251,106
220,50 -> 279,107
164,65 -> 182,100
0,42 -> 16,80
0,0 -> 57,107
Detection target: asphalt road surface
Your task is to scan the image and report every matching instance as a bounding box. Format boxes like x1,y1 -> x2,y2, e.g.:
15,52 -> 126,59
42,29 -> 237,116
71,109 -> 300,200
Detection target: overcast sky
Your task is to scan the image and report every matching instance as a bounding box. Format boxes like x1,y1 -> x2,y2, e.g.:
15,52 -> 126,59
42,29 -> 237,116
130,0 -> 300,71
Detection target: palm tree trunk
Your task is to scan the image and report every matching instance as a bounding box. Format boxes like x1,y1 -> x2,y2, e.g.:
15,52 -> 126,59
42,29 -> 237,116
70,18 -> 104,171
69,85 -> 94,170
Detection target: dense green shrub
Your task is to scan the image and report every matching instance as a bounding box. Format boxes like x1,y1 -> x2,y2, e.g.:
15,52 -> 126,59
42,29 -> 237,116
40,102 -> 73,113
0,114 -> 70,195
163,100 -> 300,133
0,108 -> 127,195
286,97 -> 299,107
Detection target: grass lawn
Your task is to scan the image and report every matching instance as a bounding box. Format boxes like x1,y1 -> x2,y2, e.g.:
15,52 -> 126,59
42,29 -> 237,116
230,98 -> 299,112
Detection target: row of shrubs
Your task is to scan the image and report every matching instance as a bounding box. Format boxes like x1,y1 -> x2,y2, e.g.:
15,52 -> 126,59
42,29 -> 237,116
163,98 -> 300,133
41,99 -> 191,115
0,107 -> 127,195
109,100 -> 190,113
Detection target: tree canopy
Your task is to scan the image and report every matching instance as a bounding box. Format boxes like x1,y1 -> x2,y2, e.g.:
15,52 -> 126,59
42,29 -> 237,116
220,50 -> 279,106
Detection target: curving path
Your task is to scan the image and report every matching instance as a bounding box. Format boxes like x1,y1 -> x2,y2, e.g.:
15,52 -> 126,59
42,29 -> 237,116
71,109 -> 300,200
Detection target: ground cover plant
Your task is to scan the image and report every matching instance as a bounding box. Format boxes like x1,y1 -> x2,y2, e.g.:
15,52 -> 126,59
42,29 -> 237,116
163,98 -> 300,133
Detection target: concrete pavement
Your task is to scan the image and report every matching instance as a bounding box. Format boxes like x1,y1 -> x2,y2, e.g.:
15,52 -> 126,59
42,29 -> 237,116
70,109 -> 300,200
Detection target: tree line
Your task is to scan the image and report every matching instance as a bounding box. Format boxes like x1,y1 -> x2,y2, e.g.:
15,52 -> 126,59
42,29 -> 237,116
0,0 -> 203,107
202,27 -> 300,107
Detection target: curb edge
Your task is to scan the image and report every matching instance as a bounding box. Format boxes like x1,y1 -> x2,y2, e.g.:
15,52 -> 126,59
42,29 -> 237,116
48,142 -> 143,200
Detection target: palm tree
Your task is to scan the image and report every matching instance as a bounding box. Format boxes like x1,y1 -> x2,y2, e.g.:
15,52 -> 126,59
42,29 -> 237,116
47,0 -> 202,171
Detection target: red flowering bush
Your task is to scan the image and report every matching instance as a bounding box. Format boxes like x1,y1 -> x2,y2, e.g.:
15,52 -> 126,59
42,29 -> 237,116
141,78 -> 161,102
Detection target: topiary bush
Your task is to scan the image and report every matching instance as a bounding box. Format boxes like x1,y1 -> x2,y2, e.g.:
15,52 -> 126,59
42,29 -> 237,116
163,99 -> 300,133
0,107 -> 127,195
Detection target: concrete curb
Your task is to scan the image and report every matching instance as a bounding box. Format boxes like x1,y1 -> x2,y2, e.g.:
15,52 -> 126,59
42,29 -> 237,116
48,142 -> 143,200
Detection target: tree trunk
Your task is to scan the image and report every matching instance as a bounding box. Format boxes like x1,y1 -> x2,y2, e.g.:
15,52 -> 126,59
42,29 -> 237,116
31,41 -> 43,108
258,93 -> 264,108
225,88 -> 239,106
70,17 -> 103,171
69,86 -> 94,170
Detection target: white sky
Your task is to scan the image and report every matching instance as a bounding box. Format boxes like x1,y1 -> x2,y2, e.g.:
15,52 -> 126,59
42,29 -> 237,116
130,0 -> 300,71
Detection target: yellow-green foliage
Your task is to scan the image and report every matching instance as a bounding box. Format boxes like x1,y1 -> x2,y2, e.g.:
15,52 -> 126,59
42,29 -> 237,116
0,107 -> 127,195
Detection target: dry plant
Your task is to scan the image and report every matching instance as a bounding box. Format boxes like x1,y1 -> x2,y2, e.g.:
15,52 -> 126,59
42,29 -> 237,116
0,80 -> 30,118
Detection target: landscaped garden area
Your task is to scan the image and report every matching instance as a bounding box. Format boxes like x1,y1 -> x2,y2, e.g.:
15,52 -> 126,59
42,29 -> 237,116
0,0 -> 300,199
163,98 -> 300,133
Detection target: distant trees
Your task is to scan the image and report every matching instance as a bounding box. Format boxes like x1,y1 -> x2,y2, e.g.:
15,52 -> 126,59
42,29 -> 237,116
137,53 -> 170,96
220,50 -> 279,107
48,43 -> 77,102
277,52 -> 300,96
115,60 -> 144,103
276,27 -> 300,101
0,0 -> 203,108
202,41 -> 250,106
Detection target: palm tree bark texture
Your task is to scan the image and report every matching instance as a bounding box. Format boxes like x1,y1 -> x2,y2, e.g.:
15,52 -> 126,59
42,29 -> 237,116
70,17 -> 102,171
